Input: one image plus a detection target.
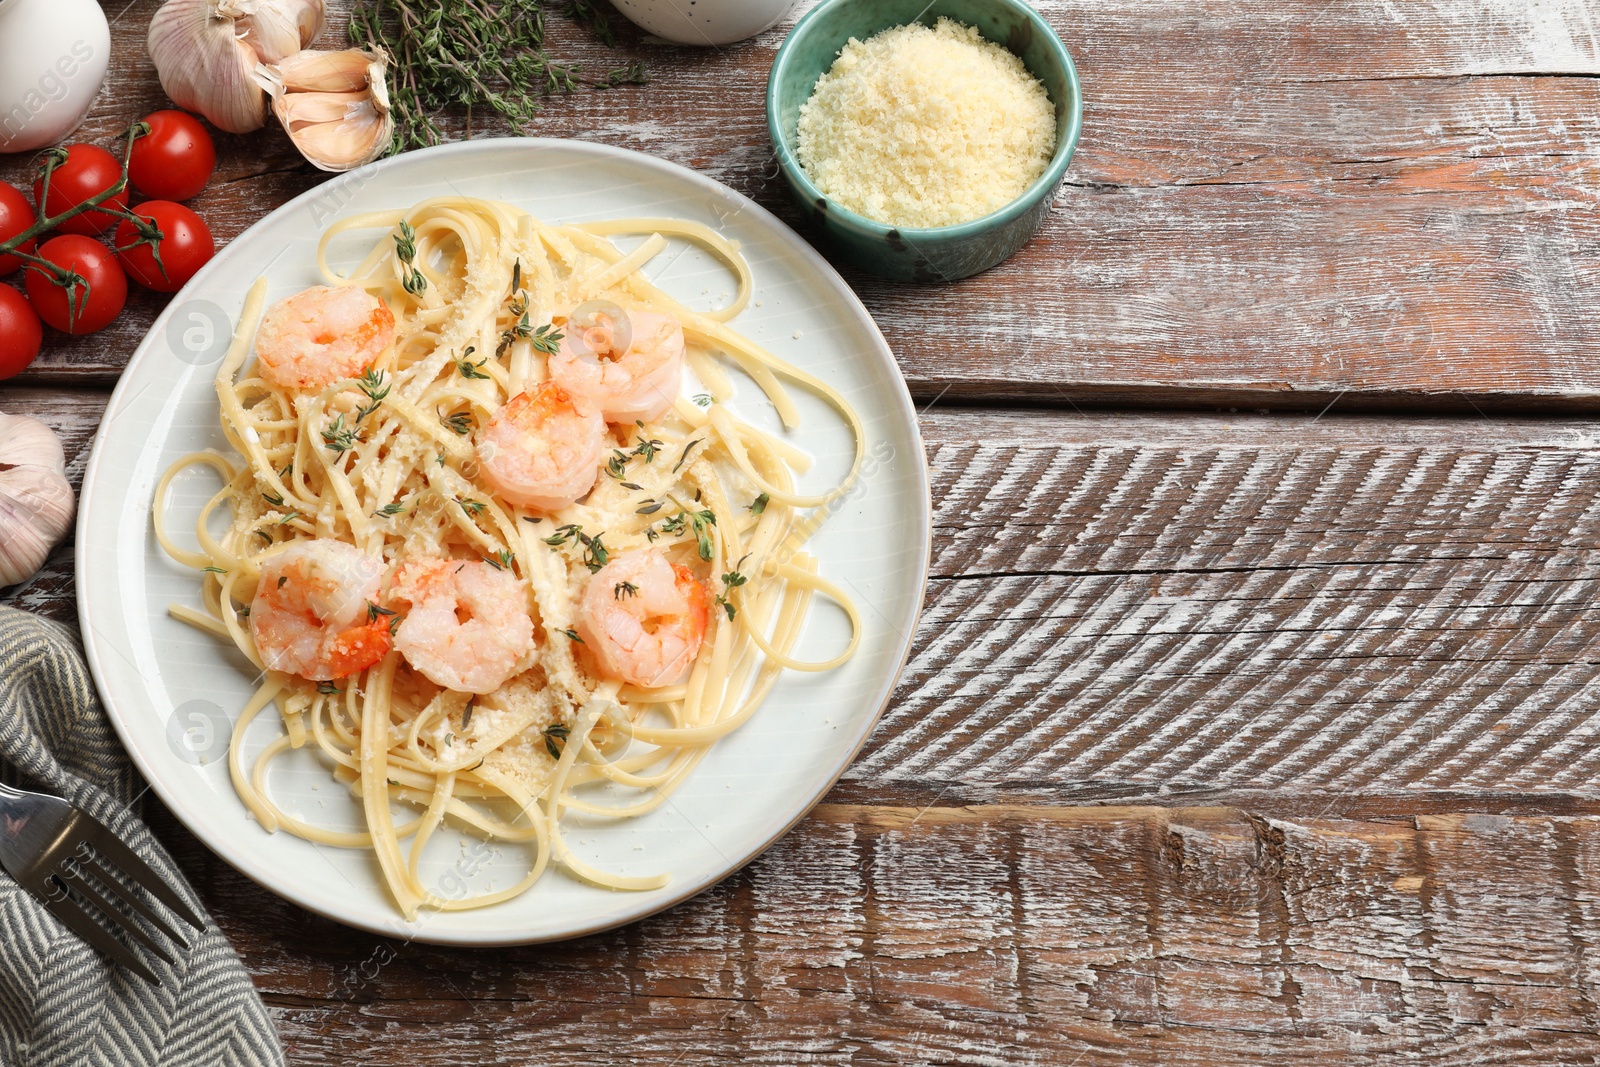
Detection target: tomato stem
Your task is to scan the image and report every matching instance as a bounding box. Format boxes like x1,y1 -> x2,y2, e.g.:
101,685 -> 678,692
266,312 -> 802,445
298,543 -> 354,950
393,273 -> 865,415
0,124 -> 145,258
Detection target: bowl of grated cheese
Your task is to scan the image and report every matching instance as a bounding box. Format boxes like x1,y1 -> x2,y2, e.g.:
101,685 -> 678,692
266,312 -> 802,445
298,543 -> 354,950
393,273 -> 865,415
766,0 -> 1082,282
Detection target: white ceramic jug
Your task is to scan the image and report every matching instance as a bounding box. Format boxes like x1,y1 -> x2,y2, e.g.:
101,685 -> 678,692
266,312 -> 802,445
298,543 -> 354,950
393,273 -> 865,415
0,0 -> 111,153
609,0 -> 802,46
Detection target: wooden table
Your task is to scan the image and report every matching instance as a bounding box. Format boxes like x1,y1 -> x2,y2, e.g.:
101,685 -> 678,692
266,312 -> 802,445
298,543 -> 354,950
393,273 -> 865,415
6,0 -> 1600,1061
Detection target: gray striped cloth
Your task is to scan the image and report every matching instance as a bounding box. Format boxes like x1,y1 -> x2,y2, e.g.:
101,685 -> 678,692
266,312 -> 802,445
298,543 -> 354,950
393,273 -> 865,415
0,605 -> 283,1067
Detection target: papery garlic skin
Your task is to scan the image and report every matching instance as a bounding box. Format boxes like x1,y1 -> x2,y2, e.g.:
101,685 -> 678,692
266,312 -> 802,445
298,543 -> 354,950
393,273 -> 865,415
146,0 -> 326,134
229,0 -> 324,64
0,412 -> 75,589
261,48 -> 393,172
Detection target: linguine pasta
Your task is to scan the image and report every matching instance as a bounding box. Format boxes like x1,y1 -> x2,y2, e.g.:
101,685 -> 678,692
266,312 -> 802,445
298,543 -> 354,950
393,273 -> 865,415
152,196 -> 864,919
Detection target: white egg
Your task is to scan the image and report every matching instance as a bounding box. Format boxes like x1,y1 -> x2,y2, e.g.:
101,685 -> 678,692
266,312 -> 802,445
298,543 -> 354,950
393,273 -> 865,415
608,0 -> 802,46
0,0 -> 110,154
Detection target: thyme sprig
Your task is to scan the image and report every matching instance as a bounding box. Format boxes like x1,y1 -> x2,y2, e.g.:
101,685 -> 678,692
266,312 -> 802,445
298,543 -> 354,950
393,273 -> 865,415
347,0 -> 648,154
394,220 -> 427,296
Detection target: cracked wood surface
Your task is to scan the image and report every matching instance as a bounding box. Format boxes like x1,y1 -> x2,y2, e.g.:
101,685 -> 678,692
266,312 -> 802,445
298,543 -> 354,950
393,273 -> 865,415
4,0 -> 1600,409
149,800 -> 1600,1064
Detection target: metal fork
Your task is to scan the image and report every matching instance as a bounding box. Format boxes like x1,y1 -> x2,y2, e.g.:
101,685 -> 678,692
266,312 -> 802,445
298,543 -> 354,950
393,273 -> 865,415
0,781 -> 205,984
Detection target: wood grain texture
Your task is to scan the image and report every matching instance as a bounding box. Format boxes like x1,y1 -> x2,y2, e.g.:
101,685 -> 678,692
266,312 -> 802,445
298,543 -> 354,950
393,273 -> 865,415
16,392 -> 1600,803
135,799 -> 1600,1065
3,1 -> 1599,409
866,406 -> 1600,800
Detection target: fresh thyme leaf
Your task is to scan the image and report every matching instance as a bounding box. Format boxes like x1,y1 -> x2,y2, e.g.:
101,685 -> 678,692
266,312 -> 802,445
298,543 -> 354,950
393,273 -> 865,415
321,413 -> 359,455
237,604 -> 251,618
510,260 -> 522,294
631,428 -> 662,464
559,628 -> 584,643
262,490 -> 284,507
749,492 -> 769,516
614,580 -> 638,600
462,697 -> 475,730
691,393 -> 712,408
317,681 -> 342,695
254,529 -> 274,546
202,565 -> 226,574
457,497 -> 487,516
659,512 -> 687,535
347,0 -> 643,154
635,499 -> 663,515
605,449 -> 629,480
456,352 -> 491,379
529,322 -> 563,356
722,569 -> 747,588
690,508 -> 716,561
277,510 -> 301,525
356,368 -> 390,420
443,410 -> 474,435
620,481 -> 643,491
716,596 -> 736,621
395,220 -> 427,295
367,602 -> 397,622
543,523 -> 582,547
277,575 -> 288,588
578,530 -> 609,572
483,549 -> 516,571
673,438 -> 703,473
375,501 -> 405,517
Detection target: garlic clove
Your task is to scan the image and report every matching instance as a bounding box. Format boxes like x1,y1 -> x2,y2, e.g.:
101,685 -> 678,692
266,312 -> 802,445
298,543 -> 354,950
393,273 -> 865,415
275,90 -> 373,129
0,412 -> 75,589
262,48 -> 393,172
224,0 -> 325,65
147,0 -> 270,133
269,48 -> 381,93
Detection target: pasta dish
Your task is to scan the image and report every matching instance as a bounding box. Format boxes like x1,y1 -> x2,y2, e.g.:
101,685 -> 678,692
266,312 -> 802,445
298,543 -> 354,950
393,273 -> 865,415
153,197 -> 863,919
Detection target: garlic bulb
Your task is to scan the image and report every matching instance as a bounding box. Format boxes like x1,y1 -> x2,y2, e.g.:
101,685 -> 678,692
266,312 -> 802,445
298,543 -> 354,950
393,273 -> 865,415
233,0 -> 325,64
146,0 -> 326,134
261,49 -> 393,172
0,412 -> 74,589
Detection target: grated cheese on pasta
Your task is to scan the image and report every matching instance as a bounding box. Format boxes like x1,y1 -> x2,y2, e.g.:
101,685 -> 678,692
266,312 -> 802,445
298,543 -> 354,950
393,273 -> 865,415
795,17 -> 1057,229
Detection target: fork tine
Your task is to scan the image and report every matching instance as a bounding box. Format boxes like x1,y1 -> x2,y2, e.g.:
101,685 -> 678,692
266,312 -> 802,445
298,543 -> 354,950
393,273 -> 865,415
77,854 -> 187,946
38,879 -> 160,985
83,824 -> 205,930
57,866 -> 178,966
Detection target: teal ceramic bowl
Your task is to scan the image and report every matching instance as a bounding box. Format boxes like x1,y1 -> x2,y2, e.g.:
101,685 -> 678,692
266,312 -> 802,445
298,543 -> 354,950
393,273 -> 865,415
766,0 -> 1083,282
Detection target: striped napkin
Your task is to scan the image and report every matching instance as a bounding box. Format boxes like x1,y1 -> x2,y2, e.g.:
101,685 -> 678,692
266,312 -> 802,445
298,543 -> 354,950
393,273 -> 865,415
0,605 -> 283,1067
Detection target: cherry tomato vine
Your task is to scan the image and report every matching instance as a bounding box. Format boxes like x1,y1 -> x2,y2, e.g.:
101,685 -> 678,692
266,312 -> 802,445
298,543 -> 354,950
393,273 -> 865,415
0,122 -> 185,329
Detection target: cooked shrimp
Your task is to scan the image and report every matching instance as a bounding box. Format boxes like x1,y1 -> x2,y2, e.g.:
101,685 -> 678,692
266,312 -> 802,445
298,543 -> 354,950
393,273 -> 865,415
250,539 -> 390,681
576,548 -> 710,689
390,559 -> 537,694
548,305 -> 686,424
254,284 -> 395,391
476,381 -> 606,512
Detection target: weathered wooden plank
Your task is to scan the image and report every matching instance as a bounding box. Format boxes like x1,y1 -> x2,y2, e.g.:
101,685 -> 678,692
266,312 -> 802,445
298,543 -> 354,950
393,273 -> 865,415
3,1 -> 1599,409
16,390 -> 1600,799
864,407 -> 1600,799
140,800 -> 1600,1065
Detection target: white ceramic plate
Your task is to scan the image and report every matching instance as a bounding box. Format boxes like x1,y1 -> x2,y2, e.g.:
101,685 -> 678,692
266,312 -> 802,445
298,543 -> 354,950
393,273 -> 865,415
76,139 -> 929,945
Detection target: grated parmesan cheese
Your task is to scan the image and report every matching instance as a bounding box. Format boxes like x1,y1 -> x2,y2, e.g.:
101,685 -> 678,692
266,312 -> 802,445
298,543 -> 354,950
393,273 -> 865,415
795,18 -> 1057,230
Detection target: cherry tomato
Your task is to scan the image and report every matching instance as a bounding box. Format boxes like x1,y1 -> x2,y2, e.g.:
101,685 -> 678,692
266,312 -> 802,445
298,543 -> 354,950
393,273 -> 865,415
128,111 -> 216,202
25,235 -> 127,334
0,182 -> 36,276
0,284 -> 42,378
32,144 -> 128,236
113,201 -> 214,293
